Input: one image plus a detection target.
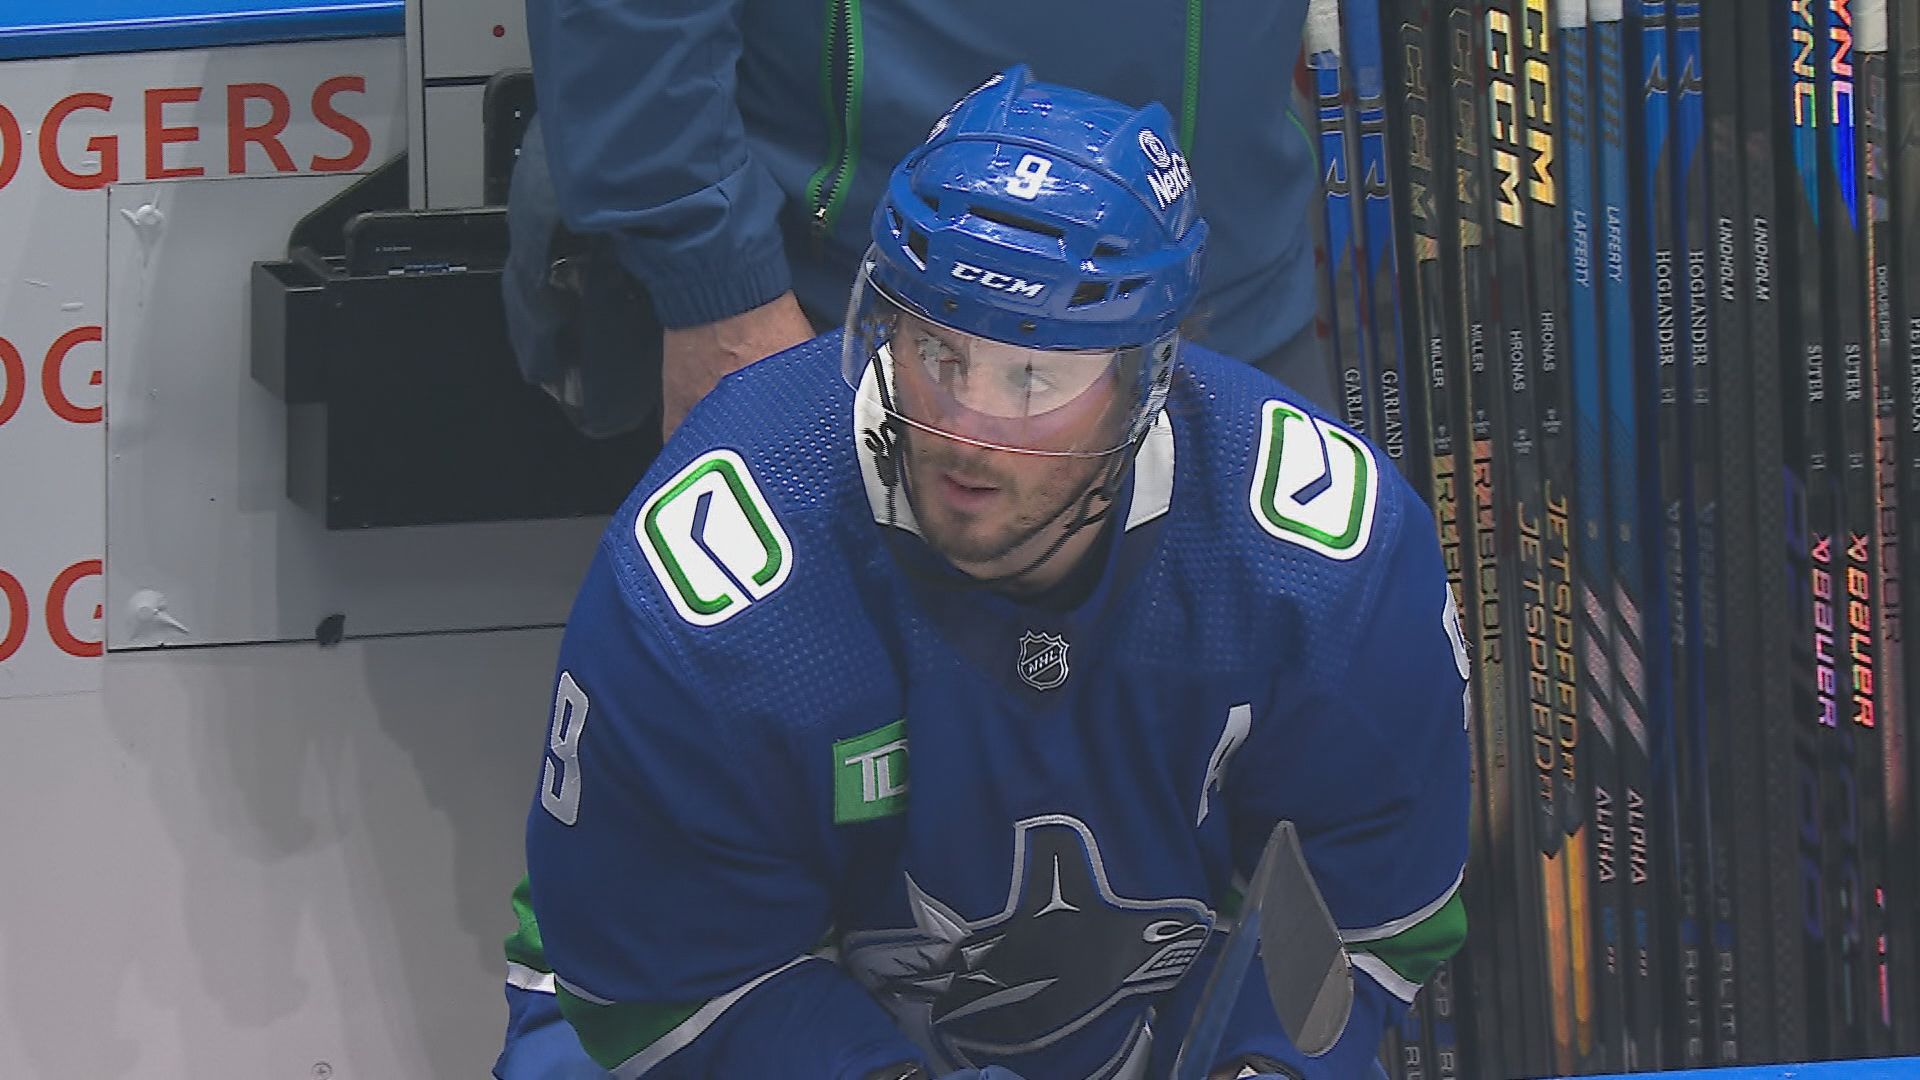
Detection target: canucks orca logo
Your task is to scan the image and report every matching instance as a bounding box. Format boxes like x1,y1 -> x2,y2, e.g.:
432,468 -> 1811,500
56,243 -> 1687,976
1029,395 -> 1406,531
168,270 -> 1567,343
841,815 -> 1211,1074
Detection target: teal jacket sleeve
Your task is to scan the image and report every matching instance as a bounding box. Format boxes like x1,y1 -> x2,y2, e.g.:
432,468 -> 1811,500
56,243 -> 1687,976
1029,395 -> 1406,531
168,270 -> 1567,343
526,0 -> 793,326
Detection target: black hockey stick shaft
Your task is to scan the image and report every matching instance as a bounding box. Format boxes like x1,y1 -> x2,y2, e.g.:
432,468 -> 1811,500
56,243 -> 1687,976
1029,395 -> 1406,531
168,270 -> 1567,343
1858,0 -> 1907,1053
1482,5 -> 1563,1076
1818,0 -> 1885,1052
1885,0 -> 1920,1052
1382,3 -> 1477,1070
1736,0 -> 1810,1061
1445,5 -> 1530,1072
1700,0 -> 1763,1060
1784,0 -> 1853,1055
1665,0 -> 1716,1065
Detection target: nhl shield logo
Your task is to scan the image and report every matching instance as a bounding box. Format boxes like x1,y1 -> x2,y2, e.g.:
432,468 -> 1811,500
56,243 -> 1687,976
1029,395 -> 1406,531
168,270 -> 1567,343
1016,631 -> 1070,691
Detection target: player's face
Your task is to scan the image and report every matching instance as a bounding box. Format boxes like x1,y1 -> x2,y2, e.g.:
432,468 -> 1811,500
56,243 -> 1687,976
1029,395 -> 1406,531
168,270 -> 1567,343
887,316 -> 1128,577
900,421 -> 1113,573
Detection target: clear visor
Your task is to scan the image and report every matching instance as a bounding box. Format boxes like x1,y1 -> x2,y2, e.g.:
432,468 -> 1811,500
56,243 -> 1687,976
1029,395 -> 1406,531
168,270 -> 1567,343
842,256 -> 1165,458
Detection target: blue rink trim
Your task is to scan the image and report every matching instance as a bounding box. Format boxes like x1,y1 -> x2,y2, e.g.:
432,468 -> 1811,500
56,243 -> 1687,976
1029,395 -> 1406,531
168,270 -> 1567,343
0,1 -> 404,62
1576,1059 -> 1920,1079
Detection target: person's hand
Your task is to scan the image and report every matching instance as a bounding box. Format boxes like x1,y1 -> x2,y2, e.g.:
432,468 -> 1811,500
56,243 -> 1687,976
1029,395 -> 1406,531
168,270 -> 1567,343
660,291 -> 814,439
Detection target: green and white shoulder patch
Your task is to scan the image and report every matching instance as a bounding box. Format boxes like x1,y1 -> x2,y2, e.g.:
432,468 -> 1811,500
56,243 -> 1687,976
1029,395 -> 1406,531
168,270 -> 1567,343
636,449 -> 793,626
1248,399 -> 1380,561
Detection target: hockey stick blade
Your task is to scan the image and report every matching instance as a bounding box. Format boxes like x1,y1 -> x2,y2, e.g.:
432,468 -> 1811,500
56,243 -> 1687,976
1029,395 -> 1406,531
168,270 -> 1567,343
1170,821 -> 1355,1080
1257,822 -> 1357,1056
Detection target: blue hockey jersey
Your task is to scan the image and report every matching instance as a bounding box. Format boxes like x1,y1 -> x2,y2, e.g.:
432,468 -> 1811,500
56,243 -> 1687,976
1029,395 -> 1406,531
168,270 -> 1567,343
507,333 -> 1472,1079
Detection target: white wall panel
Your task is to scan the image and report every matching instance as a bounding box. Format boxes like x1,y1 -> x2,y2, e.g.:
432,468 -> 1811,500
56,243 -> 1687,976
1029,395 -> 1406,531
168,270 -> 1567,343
0,628 -> 556,1079
0,34 -> 410,693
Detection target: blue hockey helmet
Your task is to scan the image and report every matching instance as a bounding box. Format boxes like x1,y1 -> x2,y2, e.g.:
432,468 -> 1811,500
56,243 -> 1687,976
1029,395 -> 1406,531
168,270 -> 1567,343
843,65 -> 1209,457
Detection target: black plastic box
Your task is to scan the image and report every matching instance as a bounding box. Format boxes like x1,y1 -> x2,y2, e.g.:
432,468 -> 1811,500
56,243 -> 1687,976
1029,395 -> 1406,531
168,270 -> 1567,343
248,159 -> 657,530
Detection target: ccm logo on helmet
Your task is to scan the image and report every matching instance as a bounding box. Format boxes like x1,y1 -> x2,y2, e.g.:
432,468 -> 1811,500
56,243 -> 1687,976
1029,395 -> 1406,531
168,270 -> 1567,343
950,262 -> 1046,299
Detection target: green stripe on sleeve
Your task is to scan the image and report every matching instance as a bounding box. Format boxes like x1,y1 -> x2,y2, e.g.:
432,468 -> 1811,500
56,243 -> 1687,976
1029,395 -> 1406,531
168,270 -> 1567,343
507,872 -> 712,1071
507,875 -> 825,1073
504,875 -> 550,974
557,989 -> 704,1072
1347,889 -> 1468,987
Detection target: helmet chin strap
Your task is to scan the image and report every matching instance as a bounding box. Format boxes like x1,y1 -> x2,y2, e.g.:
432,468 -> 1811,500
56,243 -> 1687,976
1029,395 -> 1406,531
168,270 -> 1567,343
874,413 -> 1145,597
994,438 -> 1133,590
862,340 -> 1153,597
1002,349 -> 1174,587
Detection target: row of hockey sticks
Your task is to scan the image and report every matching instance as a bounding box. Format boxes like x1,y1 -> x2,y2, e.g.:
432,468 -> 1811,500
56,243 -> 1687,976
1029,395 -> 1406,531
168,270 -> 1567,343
1309,0 -> 1920,1074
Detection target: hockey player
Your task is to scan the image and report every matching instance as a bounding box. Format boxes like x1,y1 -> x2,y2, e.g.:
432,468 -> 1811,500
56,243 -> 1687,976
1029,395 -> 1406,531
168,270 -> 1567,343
494,68 -> 1471,1080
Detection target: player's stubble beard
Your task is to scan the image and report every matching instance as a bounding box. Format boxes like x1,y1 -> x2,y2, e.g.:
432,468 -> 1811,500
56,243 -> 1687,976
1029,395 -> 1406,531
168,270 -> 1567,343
900,427 -> 1112,586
